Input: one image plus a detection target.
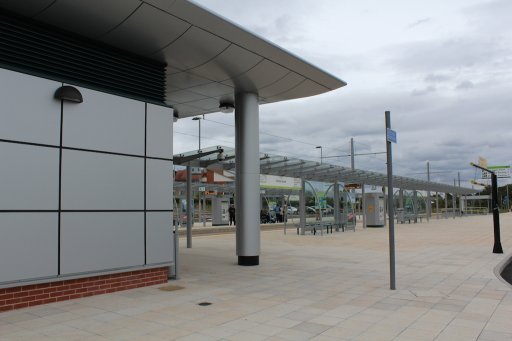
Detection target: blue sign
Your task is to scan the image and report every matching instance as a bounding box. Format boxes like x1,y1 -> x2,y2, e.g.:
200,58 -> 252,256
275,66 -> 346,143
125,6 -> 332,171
386,128 -> 397,143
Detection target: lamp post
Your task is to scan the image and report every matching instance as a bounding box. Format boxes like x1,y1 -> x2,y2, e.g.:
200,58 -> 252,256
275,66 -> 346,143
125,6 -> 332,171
191,116 -> 202,229
316,146 -> 323,164
350,137 -> 355,170
470,162 -> 503,254
191,116 -> 201,150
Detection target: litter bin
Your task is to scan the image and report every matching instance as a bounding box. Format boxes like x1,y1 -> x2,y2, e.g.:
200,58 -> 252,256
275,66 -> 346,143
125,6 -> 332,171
396,208 -> 404,224
212,197 -> 230,225
364,193 -> 385,227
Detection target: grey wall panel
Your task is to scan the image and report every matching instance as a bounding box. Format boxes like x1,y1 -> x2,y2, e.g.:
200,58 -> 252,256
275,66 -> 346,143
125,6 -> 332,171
0,213 -> 58,283
146,159 -> 173,210
62,86 -> 145,155
146,212 -> 174,265
0,143 -> 59,210
0,69 -> 61,146
61,150 -> 144,210
60,212 -> 144,274
146,104 -> 173,159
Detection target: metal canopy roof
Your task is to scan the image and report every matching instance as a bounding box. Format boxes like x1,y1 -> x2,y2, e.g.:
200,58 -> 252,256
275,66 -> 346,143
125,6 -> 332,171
174,146 -> 478,195
0,0 -> 346,118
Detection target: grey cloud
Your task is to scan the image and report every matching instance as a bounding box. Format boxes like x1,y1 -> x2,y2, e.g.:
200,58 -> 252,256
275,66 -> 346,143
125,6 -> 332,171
456,80 -> 474,90
407,18 -> 431,29
463,0 -> 512,34
425,73 -> 452,83
411,86 -> 436,96
182,0 -> 512,188
249,15 -> 306,46
387,37 -> 505,74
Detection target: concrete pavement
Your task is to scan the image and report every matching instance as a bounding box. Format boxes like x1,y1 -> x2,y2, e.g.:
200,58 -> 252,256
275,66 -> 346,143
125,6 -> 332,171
0,213 -> 511,340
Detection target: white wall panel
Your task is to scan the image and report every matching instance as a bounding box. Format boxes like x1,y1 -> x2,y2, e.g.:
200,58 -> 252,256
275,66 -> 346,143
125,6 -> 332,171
0,213 -> 58,283
61,150 -> 144,210
60,212 -> 144,274
62,86 -> 145,155
0,143 -> 59,210
146,159 -> 173,210
146,212 -> 173,265
146,104 -> 173,159
0,69 -> 61,146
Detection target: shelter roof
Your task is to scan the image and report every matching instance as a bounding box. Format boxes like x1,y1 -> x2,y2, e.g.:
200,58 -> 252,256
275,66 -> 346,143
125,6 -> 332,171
174,146 -> 478,195
0,0 -> 345,117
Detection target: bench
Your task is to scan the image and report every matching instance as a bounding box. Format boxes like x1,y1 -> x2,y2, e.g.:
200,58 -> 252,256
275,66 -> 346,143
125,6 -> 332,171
397,213 -> 426,224
296,221 -> 353,235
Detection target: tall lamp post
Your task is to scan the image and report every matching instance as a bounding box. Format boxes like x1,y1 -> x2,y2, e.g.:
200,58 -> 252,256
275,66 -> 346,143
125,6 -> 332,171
192,116 -> 202,228
192,116 -> 201,150
470,162 -> 503,254
316,145 -> 323,164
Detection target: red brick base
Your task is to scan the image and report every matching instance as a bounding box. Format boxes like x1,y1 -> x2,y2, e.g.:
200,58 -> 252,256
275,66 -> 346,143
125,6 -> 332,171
0,267 -> 168,312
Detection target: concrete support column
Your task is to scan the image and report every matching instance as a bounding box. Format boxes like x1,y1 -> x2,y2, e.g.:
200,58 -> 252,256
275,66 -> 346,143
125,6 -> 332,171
399,189 -> 404,209
361,184 -> 366,228
334,181 -> 340,227
435,192 -> 439,220
235,92 -> 260,266
413,190 -> 418,223
427,162 -> 431,221
299,179 -> 306,235
445,192 -> 448,219
343,191 -> 348,225
202,195 -> 206,227
452,194 -> 457,218
398,188 -> 404,223
186,165 -> 192,248
426,192 -> 431,222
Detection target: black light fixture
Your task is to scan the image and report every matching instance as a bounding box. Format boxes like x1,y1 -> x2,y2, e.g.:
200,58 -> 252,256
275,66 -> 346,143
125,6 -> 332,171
54,85 -> 83,103
316,146 -> 323,164
219,102 -> 234,114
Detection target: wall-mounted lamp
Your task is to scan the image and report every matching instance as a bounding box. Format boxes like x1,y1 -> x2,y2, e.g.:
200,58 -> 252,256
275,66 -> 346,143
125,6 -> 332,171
54,86 -> 83,103
219,102 -> 234,114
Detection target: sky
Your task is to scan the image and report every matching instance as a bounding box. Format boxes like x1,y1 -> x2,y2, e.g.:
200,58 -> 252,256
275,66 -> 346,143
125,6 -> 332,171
174,0 -> 512,190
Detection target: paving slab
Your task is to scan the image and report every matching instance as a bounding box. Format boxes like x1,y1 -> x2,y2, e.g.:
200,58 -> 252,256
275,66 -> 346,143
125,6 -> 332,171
0,214 -> 511,340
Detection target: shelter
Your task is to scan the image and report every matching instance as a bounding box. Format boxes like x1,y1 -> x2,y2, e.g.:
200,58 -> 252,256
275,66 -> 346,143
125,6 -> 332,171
174,146 -> 477,236
0,0 -> 344,310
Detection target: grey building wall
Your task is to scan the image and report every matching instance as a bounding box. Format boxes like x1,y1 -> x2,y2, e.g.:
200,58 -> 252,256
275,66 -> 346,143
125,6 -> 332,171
0,68 -> 174,285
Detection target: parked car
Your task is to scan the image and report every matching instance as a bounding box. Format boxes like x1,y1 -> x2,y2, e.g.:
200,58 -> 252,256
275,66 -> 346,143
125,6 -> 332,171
286,206 -> 298,215
305,205 -> 333,215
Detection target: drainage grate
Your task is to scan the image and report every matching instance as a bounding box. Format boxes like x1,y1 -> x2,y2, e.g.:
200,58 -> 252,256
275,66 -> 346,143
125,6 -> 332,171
198,302 -> 212,306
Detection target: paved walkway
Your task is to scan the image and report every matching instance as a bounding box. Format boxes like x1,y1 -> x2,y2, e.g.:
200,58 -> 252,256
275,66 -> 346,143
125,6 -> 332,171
0,214 -> 511,340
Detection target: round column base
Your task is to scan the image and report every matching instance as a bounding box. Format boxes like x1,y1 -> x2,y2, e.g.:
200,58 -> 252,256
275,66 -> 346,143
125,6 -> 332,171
238,256 -> 259,266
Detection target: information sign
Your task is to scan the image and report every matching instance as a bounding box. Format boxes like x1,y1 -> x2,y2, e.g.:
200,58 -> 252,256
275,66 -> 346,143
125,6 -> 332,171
386,128 -> 397,143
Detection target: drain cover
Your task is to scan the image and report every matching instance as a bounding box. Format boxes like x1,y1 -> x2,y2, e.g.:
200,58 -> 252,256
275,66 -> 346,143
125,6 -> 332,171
198,302 -> 212,306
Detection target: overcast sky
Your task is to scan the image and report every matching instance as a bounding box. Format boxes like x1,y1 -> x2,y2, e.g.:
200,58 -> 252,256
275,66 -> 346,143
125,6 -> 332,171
174,0 -> 512,189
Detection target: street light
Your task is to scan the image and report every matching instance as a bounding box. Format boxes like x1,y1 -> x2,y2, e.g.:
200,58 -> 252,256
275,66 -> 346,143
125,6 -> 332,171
192,116 -> 201,150
316,146 -> 323,164
191,116 -> 203,228
470,162 -> 503,254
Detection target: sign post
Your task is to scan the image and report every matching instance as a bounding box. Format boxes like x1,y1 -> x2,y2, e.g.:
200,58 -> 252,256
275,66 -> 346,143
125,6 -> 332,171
385,111 -> 396,290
